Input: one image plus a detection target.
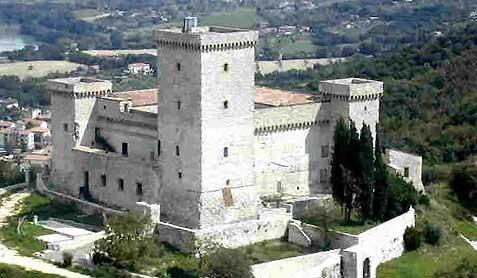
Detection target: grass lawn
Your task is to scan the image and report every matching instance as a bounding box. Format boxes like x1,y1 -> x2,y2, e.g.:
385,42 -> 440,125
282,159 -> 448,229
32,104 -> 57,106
377,183 -> 477,277
0,263 -> 62,278
258,34 -> 317,59
0,222 -> 50,256
18,193 -> 103,227
200,8 -> 256,29
240,239 -> 309,264
301,204 -> 377,235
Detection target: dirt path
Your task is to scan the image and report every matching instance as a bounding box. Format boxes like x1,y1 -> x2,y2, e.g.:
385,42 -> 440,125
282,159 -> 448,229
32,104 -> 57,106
0,191 -> 91,278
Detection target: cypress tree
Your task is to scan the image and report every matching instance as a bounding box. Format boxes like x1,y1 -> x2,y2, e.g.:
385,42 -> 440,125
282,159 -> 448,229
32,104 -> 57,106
343,121 -> 361,222
358,124 -> 375,221
331,118 -> 350,207
373,125 -> 389,221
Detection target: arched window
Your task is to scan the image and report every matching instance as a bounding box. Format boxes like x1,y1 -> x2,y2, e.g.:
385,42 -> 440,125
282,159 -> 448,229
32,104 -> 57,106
363,258 -> 371,278
226,179 -> 230,186
177,63 -> 181,71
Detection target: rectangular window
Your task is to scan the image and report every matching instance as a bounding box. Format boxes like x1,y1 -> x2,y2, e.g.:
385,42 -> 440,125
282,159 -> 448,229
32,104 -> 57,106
222,188 -> 234,207
404,167 -> 410,178
320,169 -> 328,183
101,174 -> 106,187
84,171 -> 89,187
118,179 -> 124,191
122,143 -> 128,157
321,145 -> 329,158
136,183 -> 143,196
63,123 -> 68,132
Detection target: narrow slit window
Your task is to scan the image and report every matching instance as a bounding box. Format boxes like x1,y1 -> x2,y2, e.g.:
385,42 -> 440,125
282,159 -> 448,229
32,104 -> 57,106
122,143 -> 128,157
177,101 -> 181,110
224,63 -> 229,72
101,174 -> 106,187
223,147 -> 229,158
178,171 -> 182,179
63,123 -> 68,132
223,101 -> 228,109
157,140 -> 161,157
118,179 -> 124,191
176,146 -> 180,156
177,63 -> 181,71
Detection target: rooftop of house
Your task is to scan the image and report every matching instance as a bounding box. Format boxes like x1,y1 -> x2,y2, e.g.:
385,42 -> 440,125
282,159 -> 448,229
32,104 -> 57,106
111,89 -> 158,107
24,153 -> 50,162
110,87 -> 316,109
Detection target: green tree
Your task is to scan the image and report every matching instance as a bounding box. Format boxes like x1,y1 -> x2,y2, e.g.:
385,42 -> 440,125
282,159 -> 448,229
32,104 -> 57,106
373,129 -> 389,221
331,118 -> 350,207
358,124 -> 375,221
201,248 -> 252,278
386,174 -> 418,219
450,164 -> 477,204
93,212 -> 155,269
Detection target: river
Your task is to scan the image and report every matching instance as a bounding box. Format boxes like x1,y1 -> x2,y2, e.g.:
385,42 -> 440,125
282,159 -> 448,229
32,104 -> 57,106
0,34 -> 35,53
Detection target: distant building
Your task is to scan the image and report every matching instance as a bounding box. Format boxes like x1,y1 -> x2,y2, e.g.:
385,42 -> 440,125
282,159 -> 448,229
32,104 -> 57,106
0,98 -> 19,109
127,63 -> 153,75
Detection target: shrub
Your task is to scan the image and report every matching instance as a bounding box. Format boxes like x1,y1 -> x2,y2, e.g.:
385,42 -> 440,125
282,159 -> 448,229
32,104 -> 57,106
418,194 -> 431,207
404,227 -> 421,251
167,266 -> 199,278
423,224 -> 442,245
61,252 -> 73,268
201,248 -> 252,278
450,164 -> 477,203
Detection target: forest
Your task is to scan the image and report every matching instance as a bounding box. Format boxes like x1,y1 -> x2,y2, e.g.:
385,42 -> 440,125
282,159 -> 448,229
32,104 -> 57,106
259,22 -> 477,165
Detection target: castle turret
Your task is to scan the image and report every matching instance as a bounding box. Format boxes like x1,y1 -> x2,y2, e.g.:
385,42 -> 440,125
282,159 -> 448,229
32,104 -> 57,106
48,77 -> 112,194
155,21 -> 260,229
321,78 -> 383,141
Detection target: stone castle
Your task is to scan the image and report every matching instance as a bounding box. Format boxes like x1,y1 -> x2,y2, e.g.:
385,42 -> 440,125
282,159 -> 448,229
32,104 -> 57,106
47,21 -> 421,251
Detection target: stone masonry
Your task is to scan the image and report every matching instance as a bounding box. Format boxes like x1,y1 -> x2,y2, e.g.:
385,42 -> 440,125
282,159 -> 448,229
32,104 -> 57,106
46,22 -> 409,250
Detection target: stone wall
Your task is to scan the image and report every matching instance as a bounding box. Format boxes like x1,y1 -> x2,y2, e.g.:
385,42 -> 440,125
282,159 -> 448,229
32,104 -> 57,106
159,208 -> 292,251
385,149 -> 424,192
342,207 -> 415,278
251,249 -> 341,278
254,104 -> 331,197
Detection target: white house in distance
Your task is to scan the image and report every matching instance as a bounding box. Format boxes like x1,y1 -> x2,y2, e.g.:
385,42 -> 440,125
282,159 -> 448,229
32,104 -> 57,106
127,63 -> 153,75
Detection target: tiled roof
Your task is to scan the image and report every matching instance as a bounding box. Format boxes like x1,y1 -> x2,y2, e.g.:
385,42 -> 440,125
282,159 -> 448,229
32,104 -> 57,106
112,87 -> 316,108
25,154 -> 50,161
112,89 -> 158,107
255,86 -> 316,107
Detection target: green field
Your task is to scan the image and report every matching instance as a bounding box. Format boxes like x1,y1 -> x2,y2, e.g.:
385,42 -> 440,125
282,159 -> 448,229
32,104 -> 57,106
377,183 -> 477,277
0,61 -> 86,80
200,8 -> 256,29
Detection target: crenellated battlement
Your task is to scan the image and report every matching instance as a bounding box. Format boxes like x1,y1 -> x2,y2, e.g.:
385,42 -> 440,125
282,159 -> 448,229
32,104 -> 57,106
47,77 -> 112,99
154,26 -> 258,53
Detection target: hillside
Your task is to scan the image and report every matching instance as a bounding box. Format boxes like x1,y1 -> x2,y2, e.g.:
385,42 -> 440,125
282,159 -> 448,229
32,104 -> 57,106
377,183 -> 477,277
258,22 -> 477,166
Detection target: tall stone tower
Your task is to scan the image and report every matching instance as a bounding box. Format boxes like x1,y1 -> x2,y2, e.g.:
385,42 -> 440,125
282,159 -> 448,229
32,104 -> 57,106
48,78 -> 112,194
155,20 -> 260,229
